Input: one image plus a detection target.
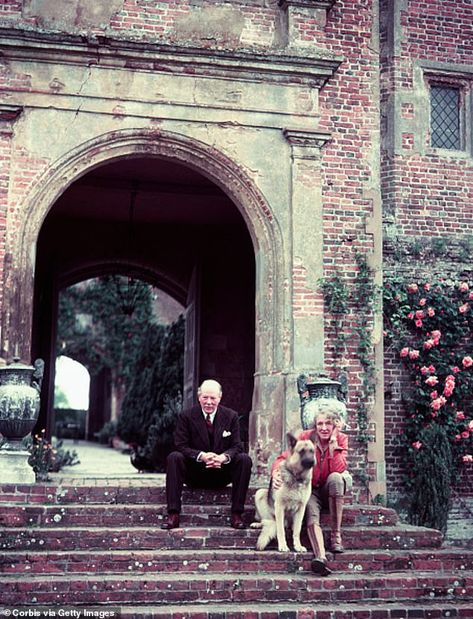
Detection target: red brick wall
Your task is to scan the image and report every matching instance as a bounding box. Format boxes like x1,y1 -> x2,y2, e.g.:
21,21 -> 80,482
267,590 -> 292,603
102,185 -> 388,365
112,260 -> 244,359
381,0 -> 473,497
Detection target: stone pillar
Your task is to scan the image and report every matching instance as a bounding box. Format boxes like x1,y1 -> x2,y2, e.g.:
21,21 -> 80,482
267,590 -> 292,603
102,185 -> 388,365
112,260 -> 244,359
0,105 -> 23,358
283,129 -> 331,432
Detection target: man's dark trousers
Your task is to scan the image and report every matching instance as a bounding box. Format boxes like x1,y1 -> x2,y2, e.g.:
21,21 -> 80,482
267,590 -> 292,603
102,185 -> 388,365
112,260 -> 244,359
165,451 -> 252,514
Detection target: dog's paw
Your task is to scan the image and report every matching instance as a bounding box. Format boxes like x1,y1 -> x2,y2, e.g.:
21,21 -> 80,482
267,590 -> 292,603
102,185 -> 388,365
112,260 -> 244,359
294,544 -> 307,553
278,544 -> 290,552
250,522 -> 262,529
256,539 -> 269,551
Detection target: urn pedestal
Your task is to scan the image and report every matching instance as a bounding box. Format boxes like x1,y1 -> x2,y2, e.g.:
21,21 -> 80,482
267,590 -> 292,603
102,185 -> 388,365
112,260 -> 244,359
0,358 -> 43,483
0,450 -> 36,483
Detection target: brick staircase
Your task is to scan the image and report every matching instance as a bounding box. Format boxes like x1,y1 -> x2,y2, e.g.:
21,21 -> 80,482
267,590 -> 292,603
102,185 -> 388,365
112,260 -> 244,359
1,482 -> 472,617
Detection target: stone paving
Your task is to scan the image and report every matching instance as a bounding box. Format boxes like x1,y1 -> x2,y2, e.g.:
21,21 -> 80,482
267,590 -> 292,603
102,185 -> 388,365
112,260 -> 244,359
50,439 -> 165,485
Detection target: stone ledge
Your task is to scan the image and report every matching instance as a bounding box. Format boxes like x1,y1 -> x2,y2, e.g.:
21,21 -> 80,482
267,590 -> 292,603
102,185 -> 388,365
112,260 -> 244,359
0,27 -> 342,89
279,0 -> 336,10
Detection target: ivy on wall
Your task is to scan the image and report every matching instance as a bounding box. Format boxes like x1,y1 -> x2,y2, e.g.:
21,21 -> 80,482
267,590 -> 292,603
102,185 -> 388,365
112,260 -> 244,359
318,252 -> 378,446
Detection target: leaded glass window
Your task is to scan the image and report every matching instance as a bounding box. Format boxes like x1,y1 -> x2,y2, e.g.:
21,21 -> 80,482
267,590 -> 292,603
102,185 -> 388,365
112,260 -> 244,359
430,85 -> 461,150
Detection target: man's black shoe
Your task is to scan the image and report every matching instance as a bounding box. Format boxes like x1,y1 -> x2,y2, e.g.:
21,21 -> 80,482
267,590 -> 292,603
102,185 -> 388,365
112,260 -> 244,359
161,513 -> 180,530
230,513 -> 246,529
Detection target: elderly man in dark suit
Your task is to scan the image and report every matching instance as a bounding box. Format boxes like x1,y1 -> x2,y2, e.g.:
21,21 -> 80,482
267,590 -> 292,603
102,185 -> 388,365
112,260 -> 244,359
161,379 -> 252,530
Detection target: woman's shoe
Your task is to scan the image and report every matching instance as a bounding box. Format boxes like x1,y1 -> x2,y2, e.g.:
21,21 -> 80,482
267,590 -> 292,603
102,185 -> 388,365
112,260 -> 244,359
329,532 -> 345,553
310,557 -> 332,576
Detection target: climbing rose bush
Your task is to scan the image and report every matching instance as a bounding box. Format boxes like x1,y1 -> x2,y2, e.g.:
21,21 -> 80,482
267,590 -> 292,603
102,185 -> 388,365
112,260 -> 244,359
384,277 -> 473,473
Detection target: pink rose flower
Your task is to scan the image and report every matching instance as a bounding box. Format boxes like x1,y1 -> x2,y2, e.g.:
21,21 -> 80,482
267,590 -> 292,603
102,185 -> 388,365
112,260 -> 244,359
423,339 -> 435,350
461,431 -> 470,439
456,411 -> 465,420
400,347 -> 409,358
430,391 -> 438,399
459,282 -> 469,293
431,330 -> 441,341
444,387 -> 454,397
412,441 -> 422,450
459,303 -> 469,314
455,434 -> 462,442
427,307 -> 435,317
408,312 -> 414,320
420,366 -> 430,375
463,454 -> 473,463
425,376 -> 439,386
424,283 -> 431,291
428,365 -> 436,373
419,298 -> 426,306
469,291 -> 473,300
415,319 -> 423,328
407,283 -> 418,293
462,356 -> 473,368
469,420 -> 473,431
409,349 -> 420,360
431,397 -> 445,411
452,366 -> 460,373
415,310 -> 424,319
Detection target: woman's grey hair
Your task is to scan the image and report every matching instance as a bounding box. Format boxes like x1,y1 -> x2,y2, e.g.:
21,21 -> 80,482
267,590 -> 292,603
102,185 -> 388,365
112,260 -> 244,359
305,398 -> 347,428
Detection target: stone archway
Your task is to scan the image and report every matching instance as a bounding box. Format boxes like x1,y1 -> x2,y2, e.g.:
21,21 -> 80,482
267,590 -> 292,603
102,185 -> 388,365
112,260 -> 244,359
4,128 -> 290,468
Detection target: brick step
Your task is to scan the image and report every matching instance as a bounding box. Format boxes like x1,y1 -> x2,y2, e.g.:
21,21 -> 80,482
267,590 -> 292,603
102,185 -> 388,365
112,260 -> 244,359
94,600 -> 473,619
0,524 -> 443,551
0,483 -> 249,505
0,502 -> 398,528
1,548 -> 471,576
1,571 -> 471,606
3,601 -> 472,619
0,483 -> 356,507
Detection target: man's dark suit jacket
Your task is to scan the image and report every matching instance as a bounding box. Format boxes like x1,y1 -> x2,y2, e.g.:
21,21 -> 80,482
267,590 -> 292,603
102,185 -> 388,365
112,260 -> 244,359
174,405 -> 243,461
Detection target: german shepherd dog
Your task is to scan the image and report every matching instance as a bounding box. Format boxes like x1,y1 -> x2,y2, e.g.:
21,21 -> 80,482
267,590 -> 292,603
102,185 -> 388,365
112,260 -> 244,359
251,433 -> 315,552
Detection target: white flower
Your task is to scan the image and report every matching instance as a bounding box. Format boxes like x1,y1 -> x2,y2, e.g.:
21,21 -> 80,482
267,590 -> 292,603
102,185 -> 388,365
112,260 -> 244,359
222,430 -> 231,437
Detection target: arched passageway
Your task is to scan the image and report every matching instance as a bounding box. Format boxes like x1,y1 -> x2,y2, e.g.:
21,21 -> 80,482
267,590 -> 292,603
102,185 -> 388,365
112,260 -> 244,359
32,155 -> 256,441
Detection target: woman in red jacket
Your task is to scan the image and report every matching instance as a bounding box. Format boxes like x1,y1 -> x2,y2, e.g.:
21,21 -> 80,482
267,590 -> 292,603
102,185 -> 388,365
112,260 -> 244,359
272,406 -> 351,576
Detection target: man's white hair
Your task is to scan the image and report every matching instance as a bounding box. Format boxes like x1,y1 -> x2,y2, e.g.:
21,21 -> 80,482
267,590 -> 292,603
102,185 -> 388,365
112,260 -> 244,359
198,379 -> 223,396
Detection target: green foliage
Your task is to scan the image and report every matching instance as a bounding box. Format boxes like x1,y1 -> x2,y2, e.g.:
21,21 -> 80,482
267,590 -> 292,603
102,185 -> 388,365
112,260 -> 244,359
318,254 -> 379,447
25,430 -> 80,482
141,392 -> 183,472
318,275 -> 349,315
353,253 -> 378,445
384,276 -> 473,529
372,494 -> 386,506
57,276 -> 154,383
54,384 -> 70,409
57,277 -> 185,462
117,315 -> 184,460
405,425 -> 453,533
94,421 -> 117,445
318,275 -> 349,369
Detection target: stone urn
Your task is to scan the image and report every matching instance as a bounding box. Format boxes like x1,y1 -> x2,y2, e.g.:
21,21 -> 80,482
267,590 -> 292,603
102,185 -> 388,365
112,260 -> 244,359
297,372 -> 347,430
0,358 -> 43,450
